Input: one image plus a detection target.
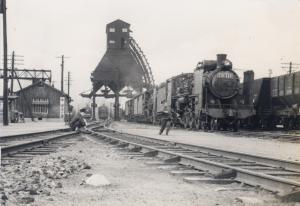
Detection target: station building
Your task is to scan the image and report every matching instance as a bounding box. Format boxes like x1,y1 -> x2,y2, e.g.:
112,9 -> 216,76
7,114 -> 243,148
14,80 -> 70,119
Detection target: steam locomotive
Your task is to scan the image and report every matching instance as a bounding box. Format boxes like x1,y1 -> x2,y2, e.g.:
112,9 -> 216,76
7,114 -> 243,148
98,104 -> 109,120
125,54 -> 255,131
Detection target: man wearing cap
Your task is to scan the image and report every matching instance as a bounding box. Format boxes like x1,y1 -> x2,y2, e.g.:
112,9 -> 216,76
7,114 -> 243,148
70,108 -> 87,132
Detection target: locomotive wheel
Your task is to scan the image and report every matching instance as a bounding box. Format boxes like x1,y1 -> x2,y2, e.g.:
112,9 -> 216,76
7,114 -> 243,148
189,118 -> 195,129
216,119 -> 222,130
232,120 -> 240,132
204,121 -> 209,131
184,117 -> 189,129
195,119 -> 201,130
210,119 -> 217,131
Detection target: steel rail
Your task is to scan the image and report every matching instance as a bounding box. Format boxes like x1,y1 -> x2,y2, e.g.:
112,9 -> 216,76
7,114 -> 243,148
106,128 -> 300,173
1,121 -> 101,157
90,130 -> 300,201
1,131 -> 77,156
219,130 -> 300,140
0,128 -> 70,142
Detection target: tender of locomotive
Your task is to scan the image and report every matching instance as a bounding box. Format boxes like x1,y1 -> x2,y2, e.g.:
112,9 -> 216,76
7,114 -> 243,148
125,54 -> 255,131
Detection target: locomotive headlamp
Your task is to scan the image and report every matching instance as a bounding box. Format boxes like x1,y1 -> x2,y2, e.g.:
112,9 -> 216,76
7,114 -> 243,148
223,60 -> 232,70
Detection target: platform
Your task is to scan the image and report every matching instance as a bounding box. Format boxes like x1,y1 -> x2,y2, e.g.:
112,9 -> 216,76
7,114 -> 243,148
0,118 -> 68,137
110,121 -> 300,162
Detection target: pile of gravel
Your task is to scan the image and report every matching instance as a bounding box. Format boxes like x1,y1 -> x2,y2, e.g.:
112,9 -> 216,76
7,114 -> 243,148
0,156 -> 91,205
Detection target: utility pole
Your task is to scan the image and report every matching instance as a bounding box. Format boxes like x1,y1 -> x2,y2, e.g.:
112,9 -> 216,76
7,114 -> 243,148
60,55 -> 64,93
10,51 -> 15,94
3,51 -> 24,93
281,62 -> 300,74
56,55 -> 69,93
67,72 -> 70,100
67,71 -> 71,123
1,0 -> 8,125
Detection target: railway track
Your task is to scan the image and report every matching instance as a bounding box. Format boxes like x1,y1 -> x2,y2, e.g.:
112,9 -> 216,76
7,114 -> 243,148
0,130 -> 73,148
0,128 -> 70,143
1,131 -> 77,164
219,130 -> 300,143
0,122 -> 101,167
88,127 -> 300,202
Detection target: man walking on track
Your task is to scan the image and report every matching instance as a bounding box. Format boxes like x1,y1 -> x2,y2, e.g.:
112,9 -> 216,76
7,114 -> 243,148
159,103 -> 178,135
159,113 -> 172,135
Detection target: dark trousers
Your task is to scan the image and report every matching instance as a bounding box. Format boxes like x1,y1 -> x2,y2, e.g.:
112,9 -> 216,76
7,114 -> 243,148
159,119 -> 172,135
70,119 -> 84,131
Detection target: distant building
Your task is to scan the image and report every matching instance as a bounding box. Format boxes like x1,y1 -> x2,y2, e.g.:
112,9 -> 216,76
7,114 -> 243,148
0,95 -> 18,123
15,81 -> 71,119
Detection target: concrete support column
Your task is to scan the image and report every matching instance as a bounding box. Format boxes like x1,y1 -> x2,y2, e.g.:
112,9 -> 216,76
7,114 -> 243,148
114,93 -> 120,121
92,95 -> 96,121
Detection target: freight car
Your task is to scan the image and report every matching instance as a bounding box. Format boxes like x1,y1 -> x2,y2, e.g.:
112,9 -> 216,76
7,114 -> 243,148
98,104 -> 109,120
125,54 -> 255,131
244,70 -> 300,130
125,88 -> 155,123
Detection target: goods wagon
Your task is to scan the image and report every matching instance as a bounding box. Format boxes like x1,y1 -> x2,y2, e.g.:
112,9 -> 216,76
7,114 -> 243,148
244,71 -> 300,129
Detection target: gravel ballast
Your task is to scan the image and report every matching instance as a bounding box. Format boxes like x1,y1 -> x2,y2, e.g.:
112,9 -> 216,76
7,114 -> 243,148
0,134 -> 292,206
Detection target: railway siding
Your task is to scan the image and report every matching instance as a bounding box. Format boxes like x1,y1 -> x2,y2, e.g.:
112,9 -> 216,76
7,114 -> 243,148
0,122 -> 100,166
88,127 -> 300,201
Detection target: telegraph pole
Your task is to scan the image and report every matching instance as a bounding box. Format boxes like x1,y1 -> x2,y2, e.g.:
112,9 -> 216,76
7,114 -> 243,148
4,51 -> 24,93
56,55 -> 70,93
281,62 -> 300,74
10,51 -> 15,94
60,55 -> 64,93
67,72 -> 70,100
67,71 -> 71,123
2,0 -> 8,125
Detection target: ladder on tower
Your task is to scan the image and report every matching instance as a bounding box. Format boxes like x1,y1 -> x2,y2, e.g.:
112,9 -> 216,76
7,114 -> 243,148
129,37 -> 155,89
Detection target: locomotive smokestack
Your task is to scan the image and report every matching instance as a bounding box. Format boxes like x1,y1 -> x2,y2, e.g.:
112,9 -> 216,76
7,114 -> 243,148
216,54 -> 227,69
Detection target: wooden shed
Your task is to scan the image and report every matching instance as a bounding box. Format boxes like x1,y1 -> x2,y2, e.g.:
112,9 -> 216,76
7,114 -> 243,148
15,81 -> 70,119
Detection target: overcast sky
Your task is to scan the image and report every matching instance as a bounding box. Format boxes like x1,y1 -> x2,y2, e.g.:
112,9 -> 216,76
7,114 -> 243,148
1,0 -> 300,109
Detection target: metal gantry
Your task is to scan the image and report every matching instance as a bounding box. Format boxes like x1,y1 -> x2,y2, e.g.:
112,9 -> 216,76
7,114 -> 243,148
0,68 -> 52,82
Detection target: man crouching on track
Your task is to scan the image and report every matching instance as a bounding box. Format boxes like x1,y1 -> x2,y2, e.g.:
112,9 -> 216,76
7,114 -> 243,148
159,104 -> 179,135
69,108 -> 88,132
